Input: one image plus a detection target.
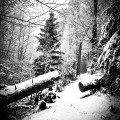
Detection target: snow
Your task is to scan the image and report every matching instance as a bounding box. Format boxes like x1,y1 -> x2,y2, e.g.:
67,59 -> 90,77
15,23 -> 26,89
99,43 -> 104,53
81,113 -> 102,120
0,71 -> 59,96
22,73 -> 120,120
98,31 -> 120,69
98,31 -> 120,66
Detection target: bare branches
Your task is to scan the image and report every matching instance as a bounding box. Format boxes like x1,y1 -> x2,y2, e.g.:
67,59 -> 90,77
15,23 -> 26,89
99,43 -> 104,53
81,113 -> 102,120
0,0 -> 69,85
0,14 -> 44,26
69,0 -> 92,41
35,0 -> 67,16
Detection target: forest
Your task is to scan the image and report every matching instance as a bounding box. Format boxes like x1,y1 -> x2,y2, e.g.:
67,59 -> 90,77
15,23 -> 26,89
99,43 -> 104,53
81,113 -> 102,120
0,0 -> 120,120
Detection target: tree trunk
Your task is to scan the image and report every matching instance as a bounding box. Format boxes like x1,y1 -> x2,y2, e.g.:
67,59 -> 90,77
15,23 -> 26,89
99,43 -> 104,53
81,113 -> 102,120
91,0 -> 98,48
0,71 -> 60,107
76,42 -> 82,76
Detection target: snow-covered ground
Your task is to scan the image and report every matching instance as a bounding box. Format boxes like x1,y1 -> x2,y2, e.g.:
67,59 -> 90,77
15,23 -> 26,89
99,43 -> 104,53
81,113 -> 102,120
23,73 -> 120,120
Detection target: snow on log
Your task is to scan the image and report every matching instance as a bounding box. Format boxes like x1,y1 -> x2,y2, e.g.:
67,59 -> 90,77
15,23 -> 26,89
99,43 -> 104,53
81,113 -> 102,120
78,73 -> 110,92
78,81 -> 96,92
78,78 -> 101,92
0,71 -> 60,107
80,90 -> 92,98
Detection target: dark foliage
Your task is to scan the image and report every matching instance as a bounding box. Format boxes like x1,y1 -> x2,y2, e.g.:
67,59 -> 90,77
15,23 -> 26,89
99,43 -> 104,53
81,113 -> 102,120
33,55 -> 50,76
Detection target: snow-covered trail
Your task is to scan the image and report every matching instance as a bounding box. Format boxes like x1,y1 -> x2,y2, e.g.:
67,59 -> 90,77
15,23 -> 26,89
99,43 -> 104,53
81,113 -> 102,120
23,73 -> 120,120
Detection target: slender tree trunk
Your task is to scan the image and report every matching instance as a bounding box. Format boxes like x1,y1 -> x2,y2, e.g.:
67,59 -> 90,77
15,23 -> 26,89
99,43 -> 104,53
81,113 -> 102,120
0,1 -> 5,62
91,0 -> 98,48
76,42 -> 82,76
5,21 -> 15,58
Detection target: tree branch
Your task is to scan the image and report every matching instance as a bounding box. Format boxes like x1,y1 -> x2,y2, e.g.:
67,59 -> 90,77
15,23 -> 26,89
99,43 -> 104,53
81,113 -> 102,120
0,14 -> 44,26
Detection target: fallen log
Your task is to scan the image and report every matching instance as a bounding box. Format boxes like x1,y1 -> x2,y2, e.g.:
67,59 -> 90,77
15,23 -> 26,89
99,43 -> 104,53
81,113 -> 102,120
0,71 -> 60,107
78,74 -> 110,92
78,80 -> 99,92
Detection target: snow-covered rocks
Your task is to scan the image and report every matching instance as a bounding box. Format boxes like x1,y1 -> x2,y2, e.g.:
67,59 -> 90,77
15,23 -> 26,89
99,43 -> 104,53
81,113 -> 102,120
35,100 -> 46,112
98,29 -> 120,75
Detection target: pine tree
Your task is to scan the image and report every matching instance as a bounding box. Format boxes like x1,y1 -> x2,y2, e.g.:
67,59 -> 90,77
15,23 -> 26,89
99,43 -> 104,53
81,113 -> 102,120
33,11 -> 64,77
36,12 -> 59,52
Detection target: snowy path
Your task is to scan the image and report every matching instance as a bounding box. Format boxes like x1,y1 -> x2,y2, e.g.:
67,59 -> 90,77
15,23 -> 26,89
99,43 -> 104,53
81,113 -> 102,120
23,73 -> 120,120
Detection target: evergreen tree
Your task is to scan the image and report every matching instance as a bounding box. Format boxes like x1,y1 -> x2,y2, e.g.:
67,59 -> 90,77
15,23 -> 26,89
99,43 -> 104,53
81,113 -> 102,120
33,11 -> 63,77
36,12 -> 59,52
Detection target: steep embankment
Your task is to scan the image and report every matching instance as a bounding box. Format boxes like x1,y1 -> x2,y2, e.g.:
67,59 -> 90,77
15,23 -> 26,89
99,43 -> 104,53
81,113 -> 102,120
23,73 -> 120,120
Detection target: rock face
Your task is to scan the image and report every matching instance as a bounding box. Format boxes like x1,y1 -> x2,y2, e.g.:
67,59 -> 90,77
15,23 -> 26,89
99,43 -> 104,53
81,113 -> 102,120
98,29 -> 120,78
